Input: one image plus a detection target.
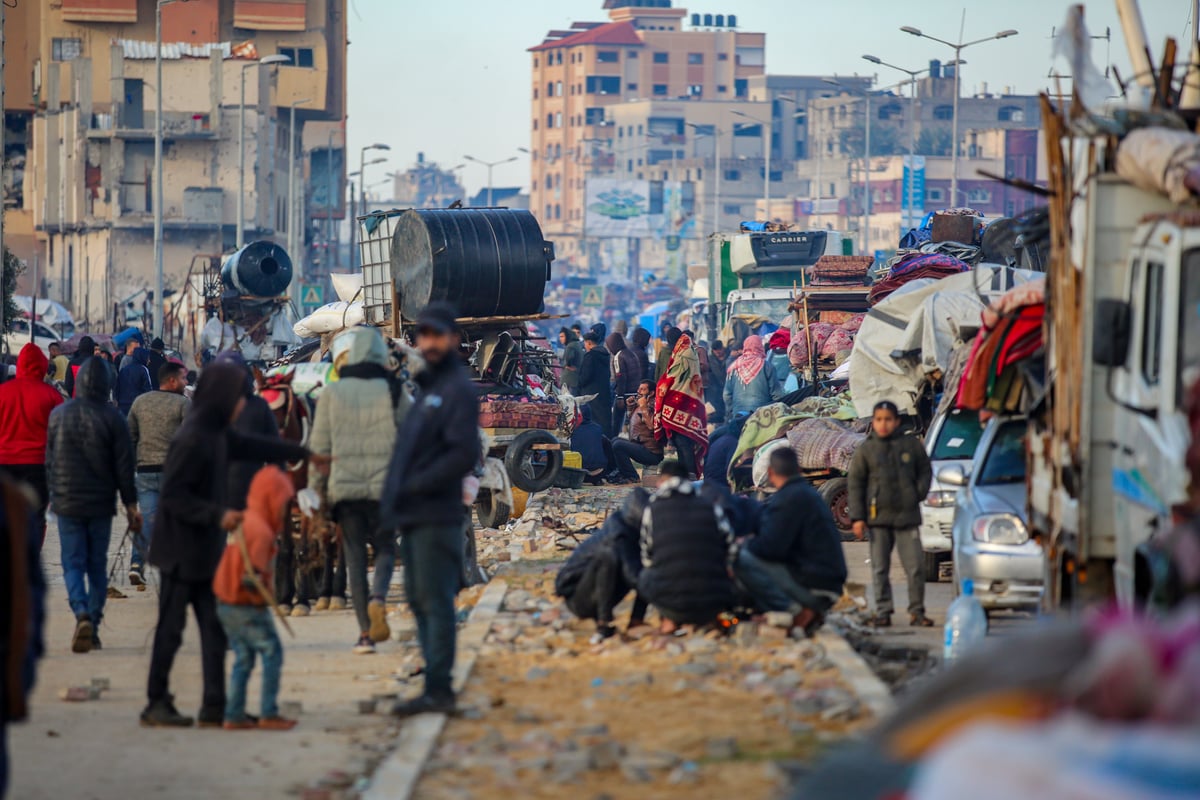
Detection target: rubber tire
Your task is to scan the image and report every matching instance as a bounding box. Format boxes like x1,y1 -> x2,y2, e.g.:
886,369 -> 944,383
504,429 -> 564,493
924,550 -> 942,583
818,477 -> 853,538
475,489 -> 511,529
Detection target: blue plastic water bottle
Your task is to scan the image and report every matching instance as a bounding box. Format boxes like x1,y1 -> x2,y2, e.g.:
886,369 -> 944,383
943,578 -> 987,663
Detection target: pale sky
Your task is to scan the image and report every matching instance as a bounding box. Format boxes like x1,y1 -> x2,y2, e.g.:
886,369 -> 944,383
346,0 -> 1187,197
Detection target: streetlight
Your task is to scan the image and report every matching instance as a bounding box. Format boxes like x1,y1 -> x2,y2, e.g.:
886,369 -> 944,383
286,98 -> 311,308
823,78 -> 875,253
153,0 -> 190,339
900,23 -> 1018,202
732,110 -> 771,222
238,53 -> 291,249
464,154 -> 520,207
359,143 -> 390,215
863,55 -> 930,229
686,123 -> 725,243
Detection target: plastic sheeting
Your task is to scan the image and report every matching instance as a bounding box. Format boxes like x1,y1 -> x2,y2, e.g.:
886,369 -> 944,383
849,266 -> 1041,417
1115,127 -> 1200,204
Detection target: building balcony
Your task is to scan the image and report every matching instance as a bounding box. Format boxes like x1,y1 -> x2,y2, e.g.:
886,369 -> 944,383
86,111 -> 219,141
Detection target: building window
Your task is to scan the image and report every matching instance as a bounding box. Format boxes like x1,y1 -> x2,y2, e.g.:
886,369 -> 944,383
688,85 -> 703,97
717,85 -> 728,94
585,107 -> 606,125
735,78 -> 748,98
547,82 -> 553,96
967,188 -> 991,204
927,187 -> 946,203
734,124 -> 761,137
533,119 -> 538,130
585,76 -> 621,95
653,84 -> 668,96
653,52 -> 669,64
878,103 -> 903,121
545,204 -> 553,219
554,174 -> 561,188
933,105 -> 954,120
545,176 -> 553,190
555,81 -> 563,96
723,203 -> 741,214
533,88 -> 539,99
547,114 -> 554,128
52,38 -> 82,62
554,204 -> 561,220
555,51 -> 563,65
597,51 -> 619,64
724,169 -> 741,181
627,83 -> 638,92
555,111 -> 562,127
688,53 -> 704,64
998,105 -> 1025,122
628,50 -> 639,59
278,47 -> 314,67
533,57 -> 539,67
718,52 -> 729,61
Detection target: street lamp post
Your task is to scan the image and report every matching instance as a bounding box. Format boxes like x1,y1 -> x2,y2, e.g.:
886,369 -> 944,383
686,123 -> 725,239
349,156 -> 386,269
863,56 -> 930,229
463,154 -> 519,207
823,78 -> 874,252
732,110 -> 771,222
900,23 -> 1018,203
238,54 -> 291,249
358,142 -> 390,218
287,98 -> 311,308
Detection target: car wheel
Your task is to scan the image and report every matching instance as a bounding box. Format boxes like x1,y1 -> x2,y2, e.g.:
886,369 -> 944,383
818,477 -> 853,538
923,550 -> 942,582
504,430 -> 564,493
475,489 -> 511,529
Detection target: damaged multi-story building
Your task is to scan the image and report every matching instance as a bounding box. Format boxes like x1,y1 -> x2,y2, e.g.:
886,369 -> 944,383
3,0 -> 347,333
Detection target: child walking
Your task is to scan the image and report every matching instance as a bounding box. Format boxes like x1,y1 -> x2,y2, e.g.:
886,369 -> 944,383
848,400 -> 934,628
212,465 -> 297,730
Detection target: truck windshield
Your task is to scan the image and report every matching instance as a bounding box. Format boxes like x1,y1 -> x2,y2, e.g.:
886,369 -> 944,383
729,299 -> 792,323
930,409 -> 983,460
1179,249 -> 1200,405
976,420 -> 1027,486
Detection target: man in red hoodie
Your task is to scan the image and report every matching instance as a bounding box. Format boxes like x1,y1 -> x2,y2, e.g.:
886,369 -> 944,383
0,344 -> 65,545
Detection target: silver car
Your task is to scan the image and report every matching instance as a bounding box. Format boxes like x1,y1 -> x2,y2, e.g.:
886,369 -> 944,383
939,417 -> 1043,612
920,408 -> 984,580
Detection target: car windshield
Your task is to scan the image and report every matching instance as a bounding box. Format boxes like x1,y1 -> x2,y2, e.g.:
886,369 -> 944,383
976,420 -> 1027,485
930,409 -> 983,460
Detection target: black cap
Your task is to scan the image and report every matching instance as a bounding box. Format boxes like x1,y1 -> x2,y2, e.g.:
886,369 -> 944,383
583,331 -> 601,344
416,302 -> 459,334
151,337 -> 165,350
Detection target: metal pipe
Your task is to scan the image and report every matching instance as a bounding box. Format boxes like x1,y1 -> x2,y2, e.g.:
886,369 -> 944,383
153,1 -> 166,338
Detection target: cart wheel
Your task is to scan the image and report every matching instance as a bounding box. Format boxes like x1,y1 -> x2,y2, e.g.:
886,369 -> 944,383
475,489 -> 512,529
505,430 -> 564,493
819,477 -> 853,538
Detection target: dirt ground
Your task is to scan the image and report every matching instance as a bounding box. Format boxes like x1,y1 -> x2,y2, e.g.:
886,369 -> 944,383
416,567 -> 873,800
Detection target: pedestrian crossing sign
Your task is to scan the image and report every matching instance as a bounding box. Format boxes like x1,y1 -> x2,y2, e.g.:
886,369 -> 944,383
581,285 -> 604,308
301,284 -> 324,308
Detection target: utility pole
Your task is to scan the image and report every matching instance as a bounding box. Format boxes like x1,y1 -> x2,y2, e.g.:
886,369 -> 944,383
287,98 -> 310,308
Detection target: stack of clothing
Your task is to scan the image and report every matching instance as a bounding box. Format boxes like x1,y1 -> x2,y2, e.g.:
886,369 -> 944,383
868,252 -> 972,306
811,255 -> 873,286
788,315 -> 863,369
954,286 -> 1045,415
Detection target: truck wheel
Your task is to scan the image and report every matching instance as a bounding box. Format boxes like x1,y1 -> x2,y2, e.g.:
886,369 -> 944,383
924,551 -> 942,582
475,489 -> 511,529
818,477 -> 853,538
505,430 -> 563,493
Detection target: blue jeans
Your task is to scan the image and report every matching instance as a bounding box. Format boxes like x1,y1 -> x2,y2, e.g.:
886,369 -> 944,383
734,547 -> 832,615
132,472 -> 162,569
58,516 -> 113,624
399,523 -> 463,699
216,603 -> 283,721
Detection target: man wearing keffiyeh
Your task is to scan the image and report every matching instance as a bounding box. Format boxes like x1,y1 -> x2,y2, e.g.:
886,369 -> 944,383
653,333 -> 708,478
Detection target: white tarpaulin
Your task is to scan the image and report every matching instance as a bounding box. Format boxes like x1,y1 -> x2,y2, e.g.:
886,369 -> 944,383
850,266 -> 1041,417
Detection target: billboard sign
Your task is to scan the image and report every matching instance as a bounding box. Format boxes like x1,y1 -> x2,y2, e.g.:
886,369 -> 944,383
901,155 -> 926,229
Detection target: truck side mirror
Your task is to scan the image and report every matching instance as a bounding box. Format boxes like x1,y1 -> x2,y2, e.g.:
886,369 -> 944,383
1093,299 -> 1132,368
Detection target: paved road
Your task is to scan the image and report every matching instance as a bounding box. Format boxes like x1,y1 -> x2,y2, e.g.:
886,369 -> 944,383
10,519 -> 406,800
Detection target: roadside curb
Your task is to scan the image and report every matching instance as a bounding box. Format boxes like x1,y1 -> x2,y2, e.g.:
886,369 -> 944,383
815,630 -> 894,720
362,578 -> 508,800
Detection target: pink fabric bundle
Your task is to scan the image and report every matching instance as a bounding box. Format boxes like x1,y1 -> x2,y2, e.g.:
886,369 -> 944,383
821,328 -> 855,360
839,313 -> 866,333
788,323 -> 835,368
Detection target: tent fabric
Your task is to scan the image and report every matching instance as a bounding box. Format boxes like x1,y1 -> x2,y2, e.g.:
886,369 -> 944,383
849,266 -> 1041,417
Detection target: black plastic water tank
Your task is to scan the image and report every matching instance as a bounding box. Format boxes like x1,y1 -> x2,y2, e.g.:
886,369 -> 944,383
221,241 -> 293,297
389,208 -> 555,321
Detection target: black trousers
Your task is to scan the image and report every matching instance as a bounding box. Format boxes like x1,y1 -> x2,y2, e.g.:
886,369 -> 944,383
1,464 -> 48,547
147,572 -> 227,712
563,543 -> 648,626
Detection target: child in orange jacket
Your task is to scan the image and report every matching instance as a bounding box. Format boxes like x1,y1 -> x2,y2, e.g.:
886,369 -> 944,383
213,465 -> 295,730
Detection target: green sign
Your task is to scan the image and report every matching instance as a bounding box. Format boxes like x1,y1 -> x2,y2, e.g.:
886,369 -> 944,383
581,284 -> 604,308
301,284 -> 324,308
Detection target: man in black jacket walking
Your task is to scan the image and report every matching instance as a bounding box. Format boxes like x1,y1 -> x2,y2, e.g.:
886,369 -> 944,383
734,448 -> 846,635
578,331 -> 613,437
382,303 -> 480,717
45,357 -> 139,653
140,362 -> 322,728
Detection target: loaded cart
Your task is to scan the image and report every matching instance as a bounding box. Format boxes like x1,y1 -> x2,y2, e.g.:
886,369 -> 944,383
357,206 -> 568,528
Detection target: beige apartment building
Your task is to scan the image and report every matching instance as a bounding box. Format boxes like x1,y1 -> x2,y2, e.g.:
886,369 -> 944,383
529,0 -> 764,272
3,0 -> 346,333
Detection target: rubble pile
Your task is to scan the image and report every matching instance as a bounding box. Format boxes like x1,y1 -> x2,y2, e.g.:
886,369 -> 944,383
475,487 -> 629,562
416,570 -> 877,799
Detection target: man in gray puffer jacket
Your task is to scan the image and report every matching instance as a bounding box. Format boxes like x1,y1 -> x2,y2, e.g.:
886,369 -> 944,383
309,327 -> 412,654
